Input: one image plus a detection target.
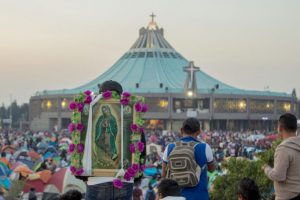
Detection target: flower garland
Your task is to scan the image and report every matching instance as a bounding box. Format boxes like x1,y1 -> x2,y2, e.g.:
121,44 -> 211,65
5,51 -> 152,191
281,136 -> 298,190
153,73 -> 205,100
68,90 -> 93,176
68,90 -> 148,186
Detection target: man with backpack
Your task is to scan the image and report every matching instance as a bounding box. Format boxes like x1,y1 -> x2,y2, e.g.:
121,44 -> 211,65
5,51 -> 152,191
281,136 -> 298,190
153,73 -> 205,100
162,118 -> 215,200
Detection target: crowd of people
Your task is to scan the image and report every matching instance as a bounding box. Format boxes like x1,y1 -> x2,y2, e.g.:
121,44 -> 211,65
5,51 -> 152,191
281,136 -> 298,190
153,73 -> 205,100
0,113 -> 298,200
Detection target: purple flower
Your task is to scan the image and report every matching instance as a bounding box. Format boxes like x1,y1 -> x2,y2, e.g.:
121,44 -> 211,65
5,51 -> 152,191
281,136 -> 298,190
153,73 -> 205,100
129,144 -> 135,154
77,143 -> 84,153
140,164 -> 146,172
139,127 -> 145,134
142,104 -> 148,112
84,96 -> 92,104
122,92 -> 131,98
76,168 -> 84,176
77,103 -> 84,112
68,144 -> 75,153
131,124 -> 139,133
84,90 -> 92,96
68,123 -> 76,132
127,167 -> 135,176
131,164 -> 139,172
124,172 -> 132,181
134,102 -> 143,112
69,102 -> 77,111
137,141 -> 145,153
70,166 -> 76,174
102,90 -> 112,100
76,123 -> 84,132
113,178 -> 123,189
120,98 -> 129,106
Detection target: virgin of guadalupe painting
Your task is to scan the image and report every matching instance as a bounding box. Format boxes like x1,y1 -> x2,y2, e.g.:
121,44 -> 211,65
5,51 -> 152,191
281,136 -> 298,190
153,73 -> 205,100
92,99 -> 122,175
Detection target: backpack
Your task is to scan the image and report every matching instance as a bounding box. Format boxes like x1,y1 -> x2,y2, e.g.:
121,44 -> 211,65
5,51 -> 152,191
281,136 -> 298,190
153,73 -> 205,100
166,141 -> 205,187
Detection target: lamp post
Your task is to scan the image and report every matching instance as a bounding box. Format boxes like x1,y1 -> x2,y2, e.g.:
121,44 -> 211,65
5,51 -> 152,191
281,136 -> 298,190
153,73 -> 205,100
210,84 -> 219,130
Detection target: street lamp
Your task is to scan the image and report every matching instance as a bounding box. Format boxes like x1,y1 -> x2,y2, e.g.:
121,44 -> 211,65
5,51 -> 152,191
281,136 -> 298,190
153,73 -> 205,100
187,90 -> 193,97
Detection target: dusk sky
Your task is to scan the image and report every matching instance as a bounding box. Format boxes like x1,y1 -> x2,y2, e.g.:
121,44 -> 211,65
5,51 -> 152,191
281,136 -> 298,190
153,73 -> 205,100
0,0 -> 299,105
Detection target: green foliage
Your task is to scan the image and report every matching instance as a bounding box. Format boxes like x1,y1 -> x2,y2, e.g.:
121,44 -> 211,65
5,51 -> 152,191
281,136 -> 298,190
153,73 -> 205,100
0,101 -> 29,128
210,140 -> 282,200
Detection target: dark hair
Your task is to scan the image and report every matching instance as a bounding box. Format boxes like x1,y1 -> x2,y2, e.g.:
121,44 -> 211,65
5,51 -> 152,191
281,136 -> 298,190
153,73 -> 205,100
182,118 -> 200,135
237,178 -> 261,200
279,113 -> 297,133
99,80 -> 123,95
1,152 -> 6,157
157,179 -> 181,198
59,190 -> 82,200
29,188 -> 35,192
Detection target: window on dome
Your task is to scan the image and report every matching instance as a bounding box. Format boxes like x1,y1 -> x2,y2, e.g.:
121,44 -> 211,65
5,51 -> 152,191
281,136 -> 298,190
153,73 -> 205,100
131,52 -> 138,58
125,53 -> 131,58
138,52 -> 145,58
162,52 -> 170,58
170,53 -> 177,58
175,53 -> 183,59
159,52 -> 162,58
146,52 -> 154,58
154,52 -> 157,57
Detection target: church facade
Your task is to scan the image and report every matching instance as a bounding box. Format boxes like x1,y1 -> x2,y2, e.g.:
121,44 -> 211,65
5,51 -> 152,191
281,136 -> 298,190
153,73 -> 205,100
29,16 -> 297,132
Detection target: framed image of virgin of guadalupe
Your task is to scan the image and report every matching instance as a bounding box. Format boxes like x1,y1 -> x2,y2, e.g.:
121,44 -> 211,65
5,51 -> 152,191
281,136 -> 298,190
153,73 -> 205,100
91,99 -> 137,177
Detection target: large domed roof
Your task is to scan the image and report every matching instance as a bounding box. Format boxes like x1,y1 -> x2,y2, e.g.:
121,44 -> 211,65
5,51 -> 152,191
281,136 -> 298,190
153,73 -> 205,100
39,16 -> 290,97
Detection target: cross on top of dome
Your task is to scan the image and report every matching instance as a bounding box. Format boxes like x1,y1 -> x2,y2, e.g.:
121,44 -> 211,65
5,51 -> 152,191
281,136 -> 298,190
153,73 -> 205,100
147,12 -> 158,30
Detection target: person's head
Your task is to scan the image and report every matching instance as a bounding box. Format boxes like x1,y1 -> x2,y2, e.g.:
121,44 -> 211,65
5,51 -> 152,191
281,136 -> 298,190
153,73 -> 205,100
1,152 -> 6,158
278,113 -> 297,139
99,80 -> 123,95
237,178 -> 261,200
59,190 -> 82,200
157,179 -> 181,199
181,118 -> 200,137
29,188 -> 35,193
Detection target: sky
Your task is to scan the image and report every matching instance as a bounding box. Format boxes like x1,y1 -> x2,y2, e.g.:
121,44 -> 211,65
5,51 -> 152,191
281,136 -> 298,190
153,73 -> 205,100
0,0 -> 299,106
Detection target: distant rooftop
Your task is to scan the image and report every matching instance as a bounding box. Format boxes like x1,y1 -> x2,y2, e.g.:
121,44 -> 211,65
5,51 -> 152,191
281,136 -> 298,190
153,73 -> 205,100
36,14 -> 291,98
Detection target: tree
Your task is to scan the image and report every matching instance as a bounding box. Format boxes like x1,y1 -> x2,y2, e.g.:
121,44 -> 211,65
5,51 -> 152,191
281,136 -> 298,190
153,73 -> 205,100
210,140 -> 281,200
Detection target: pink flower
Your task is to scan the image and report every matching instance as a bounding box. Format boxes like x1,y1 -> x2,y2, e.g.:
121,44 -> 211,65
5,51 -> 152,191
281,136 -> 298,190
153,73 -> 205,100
68,123 -> 76,133
122,92 -> 131,98
131,124 -> 139,133
140,164 -> 146,172
142,104 -> 148,112
77,103 -> 84,112
84,90 -> 92,96
127,167 -> 135,176
69,102 -> 77,111
137,141 -> 145,153
102,90 -> 112,100
120,98 -> 129,106
70,166 -> 76,174
134,102 -> 143,112
129,144 -> 135,154
76,123 -> 84,132
76,168 -> 84,176
124,172 -> 132,181
84,96 -> 92,104
77,143 -> 84,153
131,164 -> 139,172
68,144 -> 75,153
113,178 -> 123,189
